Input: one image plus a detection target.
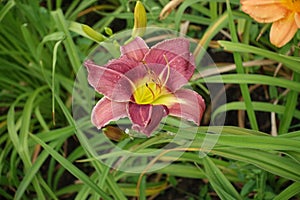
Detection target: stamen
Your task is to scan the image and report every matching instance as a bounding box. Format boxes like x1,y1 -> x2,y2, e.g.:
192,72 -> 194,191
155,83 -> 161,94
145,82 -> 155,100
142,60 -> 162,86
162,54 -> 171,87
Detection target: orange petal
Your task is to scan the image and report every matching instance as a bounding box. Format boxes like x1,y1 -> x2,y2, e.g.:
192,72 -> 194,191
241,0 -> 281,6
295,12 -> 300,28
241,2 -> 288,23
270,13 -> 298,47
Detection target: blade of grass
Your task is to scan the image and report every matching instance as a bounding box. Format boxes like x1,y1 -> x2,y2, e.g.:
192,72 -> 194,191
225,0 -> 258,130
93,6 -> 124,32
0,137 -> 12,176
15,147 -> 59,200
209,1 -> 218,20
29,133 -> 113,200
56,184 -> 83,197
203,156 -> 242,200
212,148 -> 300,182
194,11 -> 228,63
193,74 -> 300,92
0,187 -> 13,200
156,164 -> 206,179
65,0 -> 97,20
0,0 -> 15,22
218,41 -> 300,73
17,155 -> 56,198
211,101 -> 300,121
175,0 -> 202,31
20,23 -> 39,62
8,88 -> 48,200
119,182 -> 168,197
278,73 -> 300,134
273,182 -> 300,200
51,39 -> 64,126
183,130 -> 300,152
181,14 -> 211,25
54,93 -> 127,199
51,9 -> 81,72
138,175 -> 146,200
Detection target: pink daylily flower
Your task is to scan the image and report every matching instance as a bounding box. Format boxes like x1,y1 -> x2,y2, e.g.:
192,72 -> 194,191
84,37 -> 206,136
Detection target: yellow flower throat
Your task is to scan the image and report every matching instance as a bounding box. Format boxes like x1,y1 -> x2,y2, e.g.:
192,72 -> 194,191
281,0 -> 300,12
133,57 -> 172,105
134,81 -> 163,104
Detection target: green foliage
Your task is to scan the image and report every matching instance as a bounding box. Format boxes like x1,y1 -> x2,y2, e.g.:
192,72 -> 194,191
0,0 -> 299,199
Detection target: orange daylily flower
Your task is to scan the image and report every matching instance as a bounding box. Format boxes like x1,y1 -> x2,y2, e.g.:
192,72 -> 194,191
241,0 -> 300,47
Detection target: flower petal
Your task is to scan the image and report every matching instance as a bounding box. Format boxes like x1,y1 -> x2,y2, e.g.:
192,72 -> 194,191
241,1 -> 287,23
167,89 -> 205,125
144,38 -> 195,81
241,0 -> 281,5
122,64 -> 149,86
127,103 -> 152,128
152,92 -> 177,107
295,12 -> 300,28
91,97 -> 127,129
106,56 -> 140,74
121,36 -> 149,61
158,52 -> 195,91
168,52 -> 195,80
270,12 -> 298,47
85,60 -> 135,102
127,103 -> 166,136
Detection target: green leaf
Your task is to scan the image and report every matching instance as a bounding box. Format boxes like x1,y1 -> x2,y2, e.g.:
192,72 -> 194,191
29,133 -> 113,200
212,101 -> 300,121
225,0 -> 258,130
0,0 -> 15,22
203,156 -> 242,200
274,182 -> 300,200
212,148 -> 300,182
193,74 -> 300,92
218,41 -> 300,73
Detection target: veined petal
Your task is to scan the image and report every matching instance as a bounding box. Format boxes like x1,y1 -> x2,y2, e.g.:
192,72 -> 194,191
91,97 -> 127,129
295,12 -> 300,28
121,36 -> 149,61
144,38 -> 195,73
270,12 -> 298,47
85,60 -> 135,102
158,52 -> 195,91
167,89 -> 205,125
106,55 -> 140,74
127,103 -> 152,128
127,103 -> 166,136
122,64 -> 148,85
241,2 -> 287,23
168,52 -> 195,80
144,38 -> 195,90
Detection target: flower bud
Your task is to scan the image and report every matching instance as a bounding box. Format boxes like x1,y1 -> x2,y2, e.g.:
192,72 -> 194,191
82,24 -> 105,42
132,1 -> 147,38
104,27 -> 113,36
102,126 -> 128,142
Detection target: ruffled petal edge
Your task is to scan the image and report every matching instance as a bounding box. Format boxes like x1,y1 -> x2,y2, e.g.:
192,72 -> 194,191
167,89 -> 205,125
91,97 -> 128,129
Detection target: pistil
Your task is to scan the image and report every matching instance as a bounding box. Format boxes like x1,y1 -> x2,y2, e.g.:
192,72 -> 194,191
145,82 -> 156,101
